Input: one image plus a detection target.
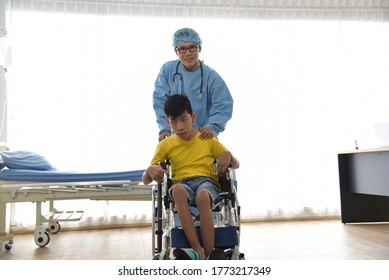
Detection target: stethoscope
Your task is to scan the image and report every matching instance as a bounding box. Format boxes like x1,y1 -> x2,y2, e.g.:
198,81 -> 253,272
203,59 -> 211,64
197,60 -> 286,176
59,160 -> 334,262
173,60 -> 203,99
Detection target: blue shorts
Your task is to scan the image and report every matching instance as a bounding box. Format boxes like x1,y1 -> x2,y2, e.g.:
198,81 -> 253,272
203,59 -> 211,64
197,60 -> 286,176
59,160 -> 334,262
170,176 -> 220,206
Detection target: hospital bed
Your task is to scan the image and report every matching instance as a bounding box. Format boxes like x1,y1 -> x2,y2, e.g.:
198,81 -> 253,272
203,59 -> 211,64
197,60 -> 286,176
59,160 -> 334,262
0,146 -> 152,250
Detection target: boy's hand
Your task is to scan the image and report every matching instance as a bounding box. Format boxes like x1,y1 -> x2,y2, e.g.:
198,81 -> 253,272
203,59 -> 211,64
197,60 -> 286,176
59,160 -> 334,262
217,151 -> 232,175
146,165 -> 168,184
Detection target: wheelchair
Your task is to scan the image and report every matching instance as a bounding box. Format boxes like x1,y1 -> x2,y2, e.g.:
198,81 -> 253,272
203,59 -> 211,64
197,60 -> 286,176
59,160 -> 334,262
151,161 -> 244,260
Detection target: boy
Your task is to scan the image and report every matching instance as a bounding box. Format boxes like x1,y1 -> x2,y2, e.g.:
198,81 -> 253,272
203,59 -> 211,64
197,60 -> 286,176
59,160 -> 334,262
142,94 -> 239,260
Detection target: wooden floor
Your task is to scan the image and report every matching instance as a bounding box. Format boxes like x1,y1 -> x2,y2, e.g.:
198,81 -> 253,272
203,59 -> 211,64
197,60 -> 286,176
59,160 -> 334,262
1,219 -> 389,260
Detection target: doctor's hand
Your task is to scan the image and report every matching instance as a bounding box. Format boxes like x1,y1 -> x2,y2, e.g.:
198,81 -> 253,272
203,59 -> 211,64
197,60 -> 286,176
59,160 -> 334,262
158,131 -> 171,142
198,127 -> 215,140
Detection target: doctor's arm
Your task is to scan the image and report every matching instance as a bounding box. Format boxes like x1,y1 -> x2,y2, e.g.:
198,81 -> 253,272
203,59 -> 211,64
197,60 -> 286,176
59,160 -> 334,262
206,78 -> 233,136
153,66 -> 172,137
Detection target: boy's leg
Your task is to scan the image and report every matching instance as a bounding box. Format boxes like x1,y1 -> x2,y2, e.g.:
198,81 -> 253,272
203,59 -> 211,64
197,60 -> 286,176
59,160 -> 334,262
195,189 -> 215,258
171,184 -> 205,260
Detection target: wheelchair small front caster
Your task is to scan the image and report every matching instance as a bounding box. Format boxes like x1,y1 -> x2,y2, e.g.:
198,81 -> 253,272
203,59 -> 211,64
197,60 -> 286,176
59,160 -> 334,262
152,249 -> 171,260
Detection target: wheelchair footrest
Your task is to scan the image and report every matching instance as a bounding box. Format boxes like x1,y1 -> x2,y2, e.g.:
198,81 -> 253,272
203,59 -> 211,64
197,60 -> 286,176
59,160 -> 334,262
171,226 -> 238,248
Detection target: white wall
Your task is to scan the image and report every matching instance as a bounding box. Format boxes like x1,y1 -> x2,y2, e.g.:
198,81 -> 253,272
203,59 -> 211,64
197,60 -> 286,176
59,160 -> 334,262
0,0 -> 10,143
0,67 -> 6,143
7,13 -> 389,224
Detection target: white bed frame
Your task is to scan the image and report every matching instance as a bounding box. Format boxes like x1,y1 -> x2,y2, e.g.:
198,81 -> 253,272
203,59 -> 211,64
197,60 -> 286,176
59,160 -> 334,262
0,143 -> 152,251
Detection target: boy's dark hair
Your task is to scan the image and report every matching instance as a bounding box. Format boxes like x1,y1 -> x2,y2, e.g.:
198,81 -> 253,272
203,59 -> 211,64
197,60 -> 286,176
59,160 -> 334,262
164,94 -> 193,118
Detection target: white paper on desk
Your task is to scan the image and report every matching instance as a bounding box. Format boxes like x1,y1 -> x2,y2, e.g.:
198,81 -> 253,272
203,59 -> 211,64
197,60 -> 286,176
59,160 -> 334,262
375,122 -> 389,148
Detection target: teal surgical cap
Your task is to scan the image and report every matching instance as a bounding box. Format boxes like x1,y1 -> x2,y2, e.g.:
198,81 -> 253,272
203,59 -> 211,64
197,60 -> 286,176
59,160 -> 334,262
172,28 -> 202,48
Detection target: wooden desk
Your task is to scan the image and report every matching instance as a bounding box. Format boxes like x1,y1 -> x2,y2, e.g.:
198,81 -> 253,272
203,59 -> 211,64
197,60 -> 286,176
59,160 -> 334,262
338,147 -> 389,223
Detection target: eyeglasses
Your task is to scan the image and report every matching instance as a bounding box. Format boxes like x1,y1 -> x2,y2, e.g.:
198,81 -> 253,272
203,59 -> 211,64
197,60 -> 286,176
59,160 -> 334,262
176,45 -> 199,54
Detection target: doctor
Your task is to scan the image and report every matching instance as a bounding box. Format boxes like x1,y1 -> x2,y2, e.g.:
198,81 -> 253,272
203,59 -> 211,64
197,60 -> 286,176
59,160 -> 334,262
153,28 -> 233,141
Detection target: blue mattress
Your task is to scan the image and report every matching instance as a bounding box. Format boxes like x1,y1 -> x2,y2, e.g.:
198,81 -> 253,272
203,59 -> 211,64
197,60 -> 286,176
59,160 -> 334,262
0,169 -> 145,183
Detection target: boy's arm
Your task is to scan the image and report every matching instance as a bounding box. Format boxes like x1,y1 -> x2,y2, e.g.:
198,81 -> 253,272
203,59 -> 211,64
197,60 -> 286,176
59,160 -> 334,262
142,165 -> 168,185
217,150 -> 240,175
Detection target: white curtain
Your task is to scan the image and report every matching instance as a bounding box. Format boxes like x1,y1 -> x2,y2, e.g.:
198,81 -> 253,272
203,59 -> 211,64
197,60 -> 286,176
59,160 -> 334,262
10,0 -> 389,21
5,4 -> 389,229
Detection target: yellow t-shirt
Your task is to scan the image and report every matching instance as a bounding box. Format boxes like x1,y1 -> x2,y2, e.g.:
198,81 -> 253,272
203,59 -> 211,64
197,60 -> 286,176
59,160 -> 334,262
151,131 -> 228,184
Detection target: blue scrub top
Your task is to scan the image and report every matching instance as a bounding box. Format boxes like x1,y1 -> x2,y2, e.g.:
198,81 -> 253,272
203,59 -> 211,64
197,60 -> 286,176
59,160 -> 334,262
153,59 -> 233,136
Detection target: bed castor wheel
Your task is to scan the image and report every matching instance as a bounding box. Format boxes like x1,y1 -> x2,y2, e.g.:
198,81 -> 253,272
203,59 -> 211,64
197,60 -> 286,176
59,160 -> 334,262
34,229 -> 51,247
4,242 -> 13,251
49,221 -> 61,234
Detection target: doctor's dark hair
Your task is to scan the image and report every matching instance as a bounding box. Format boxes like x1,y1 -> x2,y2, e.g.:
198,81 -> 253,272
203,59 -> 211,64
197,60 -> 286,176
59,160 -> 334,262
164,94 -> 193,118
